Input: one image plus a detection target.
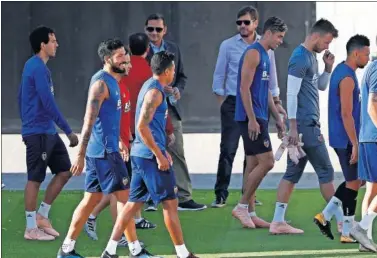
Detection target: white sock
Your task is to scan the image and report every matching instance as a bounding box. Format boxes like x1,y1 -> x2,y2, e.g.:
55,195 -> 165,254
25,211 -> 37,229
322,196 -> 342,221
359,211 -> 377,230
334,206 -> 344,224
272,202 -> 287,222
89,214 -> 96,220
249,211 -> 257,217
105,239 -> 118,255
237,203 -> 248,209
62,238 -> 76,253
38,202 -> 51,218
134,217 -> 143,224
175,244 -> 190,258
342,216 -> 354,237
129,240 -> 142,256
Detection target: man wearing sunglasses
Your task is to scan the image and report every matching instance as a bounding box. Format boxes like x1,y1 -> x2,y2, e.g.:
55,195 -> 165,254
211,6 -> 286,224
144,13 -> 207,211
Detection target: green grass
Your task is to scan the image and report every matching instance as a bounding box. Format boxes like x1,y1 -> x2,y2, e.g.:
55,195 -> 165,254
2,189 -> 376,257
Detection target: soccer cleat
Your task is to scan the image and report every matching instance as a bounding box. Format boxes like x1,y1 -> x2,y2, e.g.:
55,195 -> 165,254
136,218 -> 157,229
24,228 -> 55,241
313,213 -> 334,240
178,200 -> 207,211
269,221 -> 304,235
359,243 -> 377,252
254,199 -> 263,206
231,205 -> 255,228
211,197 -> 226,208
57,248 -> 84,258
350,224 -> 377,253
144,202 -> 158,212
251,216 -> 270,228
36,213 -> 60,237
101,251 -> 119,258
129,248 -> 162,258
117,235 -> 145,248
340,235 -> 358,244
178,253 -> 199,258
85,217 -> 98,240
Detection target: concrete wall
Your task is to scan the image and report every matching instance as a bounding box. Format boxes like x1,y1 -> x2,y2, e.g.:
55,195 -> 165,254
1,1 -> 315,133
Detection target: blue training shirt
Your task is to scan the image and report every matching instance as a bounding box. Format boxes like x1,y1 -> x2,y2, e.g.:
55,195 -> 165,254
328,62 -> 360,148
86,70 -> 122,158
131,78 -> 168,159
18,55 -> 72,136
235,42 -> 270,122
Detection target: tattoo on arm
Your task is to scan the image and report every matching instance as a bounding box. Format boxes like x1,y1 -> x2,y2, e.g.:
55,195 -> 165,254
79,80 -> 107,155
140,90 -> 161,125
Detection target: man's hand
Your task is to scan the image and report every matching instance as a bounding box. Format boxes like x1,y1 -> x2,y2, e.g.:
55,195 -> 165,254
167,133 -> 175,147
276,118 -> 286,139
215,94 -> 225,106
166,151 -> 173,166
164,86 -> 174,95
156,153 -> 170,171
119,140 -> 129,162
173,88 -> 181,100
323,50 -> 335,72
276,103 -> 287,121
288,127 -> 299,145
67,133 -> 79,147
350,144 -> 358,165
70,154 -> 85,176
248,119 -> 260,141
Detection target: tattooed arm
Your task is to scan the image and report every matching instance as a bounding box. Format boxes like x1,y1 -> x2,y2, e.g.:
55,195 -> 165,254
77,80 -> 109,157
136,89 -> 165,158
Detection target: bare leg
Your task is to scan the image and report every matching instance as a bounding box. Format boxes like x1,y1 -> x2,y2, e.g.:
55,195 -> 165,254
43,171 -> 71,205
162,199 -> 184,245
91,195 -> 111,218
25,181 -> 41,212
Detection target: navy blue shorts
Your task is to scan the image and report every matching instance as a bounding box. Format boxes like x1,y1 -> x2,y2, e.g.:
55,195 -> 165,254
333,145 -> 358,182
358,143 -> 377,183
85,152 -> 130,195
129,155 -> 177,205
238,118 -> 272,156
22,134 -> 71,183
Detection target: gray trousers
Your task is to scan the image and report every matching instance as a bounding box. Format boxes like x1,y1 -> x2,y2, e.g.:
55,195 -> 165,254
167,107 -> 193,203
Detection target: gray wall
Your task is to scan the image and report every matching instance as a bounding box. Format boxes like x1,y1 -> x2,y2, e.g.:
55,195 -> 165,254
1,1 -> 316,133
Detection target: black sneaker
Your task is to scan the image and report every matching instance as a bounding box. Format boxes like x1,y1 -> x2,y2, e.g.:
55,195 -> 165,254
178,200 -> 207,211
130,248 -> 162,257
211,196 -> 226,208
117,234 -> 146,248
101,251 -> 119,258
57,248 -> 84,258
254,199 -> 263,206
136,218 -> 157,229
177,252 -> 199,258
313,213 -> 334,240
144,200 -> 158,212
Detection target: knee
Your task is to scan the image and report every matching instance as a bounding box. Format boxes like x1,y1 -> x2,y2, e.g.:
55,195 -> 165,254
58,171 -> 72,183
263,158 -> 275,171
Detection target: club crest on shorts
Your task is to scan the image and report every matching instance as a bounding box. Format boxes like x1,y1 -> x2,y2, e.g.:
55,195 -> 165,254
174,186 -> 178,194
264,139 -> 270,148
122,177 -> 129,186
41,152 -> 47,161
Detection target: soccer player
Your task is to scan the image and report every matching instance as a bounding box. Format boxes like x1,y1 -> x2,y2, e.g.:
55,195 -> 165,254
314,35 -> 370,243
231,17 -> 287,228
100,51 -> 197,258
57,38 -> 132,258
350,59 -> 377,253
18,26 -> 78,241
269,19 -> 340,235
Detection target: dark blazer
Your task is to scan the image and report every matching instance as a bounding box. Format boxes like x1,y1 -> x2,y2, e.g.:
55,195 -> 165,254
147,40 -> 187,121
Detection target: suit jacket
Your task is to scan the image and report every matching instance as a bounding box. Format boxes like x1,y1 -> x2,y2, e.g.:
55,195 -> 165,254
147,40 -> 187,120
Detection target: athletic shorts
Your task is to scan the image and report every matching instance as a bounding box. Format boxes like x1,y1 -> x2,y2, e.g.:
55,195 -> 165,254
129,155 -> 177,205
358,142 -> 377,183
238,118 -> 272,156
85,152 -> 130,194
333,145 -> 358,182
283,122 -> 334,184
22,134 -> 71,183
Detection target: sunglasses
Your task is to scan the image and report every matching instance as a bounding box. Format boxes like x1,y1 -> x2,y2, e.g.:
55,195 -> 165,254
236,20 -> 252,26
146,27 -> 164,33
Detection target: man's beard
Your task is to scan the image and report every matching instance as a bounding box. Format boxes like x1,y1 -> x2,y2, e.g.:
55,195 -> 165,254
111,65 -> 125,74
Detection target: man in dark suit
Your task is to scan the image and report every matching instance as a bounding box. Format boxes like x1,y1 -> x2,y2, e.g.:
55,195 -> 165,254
145,13 -> 206,211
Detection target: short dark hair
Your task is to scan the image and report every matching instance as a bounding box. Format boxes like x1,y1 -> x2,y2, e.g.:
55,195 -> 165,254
310,19 -> 338,38
145,13 -> 165,26
129,33 -> 150,56
262,16 -> 288,34
237,6 -> 259,21
346,34 -> 370,55
150,51 -> 175,75
29,26 -> 55,54
97,38 -> 128,63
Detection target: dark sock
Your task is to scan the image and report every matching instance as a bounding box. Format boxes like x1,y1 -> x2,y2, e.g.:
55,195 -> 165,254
341,187 -> 358,216
334,181 -> 347,199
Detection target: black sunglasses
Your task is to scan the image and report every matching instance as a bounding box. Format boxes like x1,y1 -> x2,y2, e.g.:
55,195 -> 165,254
236,20 -> 252,26
146,27 -> 163,33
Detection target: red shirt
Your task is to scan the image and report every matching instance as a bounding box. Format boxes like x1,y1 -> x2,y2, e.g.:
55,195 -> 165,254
119,80 -> 131,148
121,56 -> 174,136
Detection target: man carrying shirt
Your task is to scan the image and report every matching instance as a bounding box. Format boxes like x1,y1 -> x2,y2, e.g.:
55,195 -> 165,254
18,26 -> 78,241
